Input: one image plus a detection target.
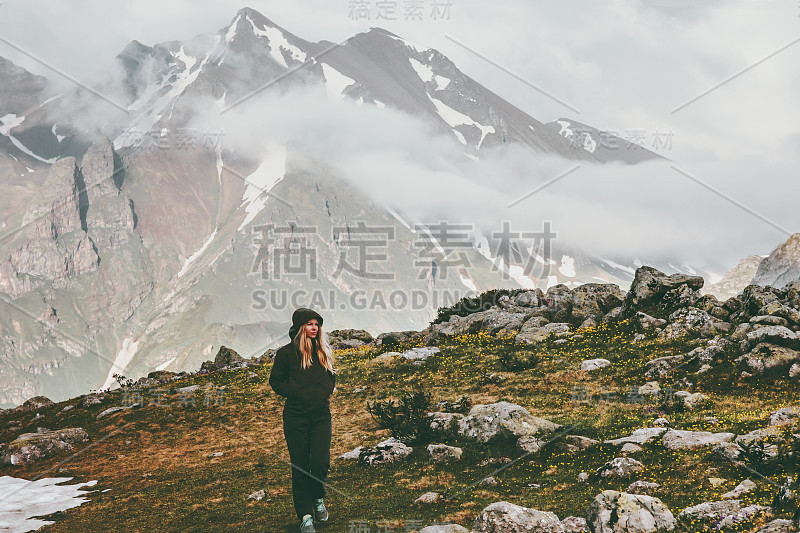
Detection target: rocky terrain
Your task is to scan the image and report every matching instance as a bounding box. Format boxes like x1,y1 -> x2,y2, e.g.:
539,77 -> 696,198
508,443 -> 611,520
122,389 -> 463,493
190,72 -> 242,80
0,265 -> 798,532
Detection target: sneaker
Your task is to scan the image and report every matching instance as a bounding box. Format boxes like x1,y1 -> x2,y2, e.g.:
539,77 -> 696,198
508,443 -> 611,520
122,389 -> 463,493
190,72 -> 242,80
300,514 -> 315,533
313,498 -> 329,522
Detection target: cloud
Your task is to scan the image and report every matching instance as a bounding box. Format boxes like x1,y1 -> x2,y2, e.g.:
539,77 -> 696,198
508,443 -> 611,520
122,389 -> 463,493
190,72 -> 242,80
1,0 -> 797,272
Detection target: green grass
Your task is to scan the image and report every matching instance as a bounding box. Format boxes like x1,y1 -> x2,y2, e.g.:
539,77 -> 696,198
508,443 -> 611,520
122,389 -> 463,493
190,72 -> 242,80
0,320 -> 796,531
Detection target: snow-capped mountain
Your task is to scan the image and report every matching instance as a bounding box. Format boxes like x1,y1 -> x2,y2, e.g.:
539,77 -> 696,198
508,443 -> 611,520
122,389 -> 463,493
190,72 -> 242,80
0,8 -> 676,406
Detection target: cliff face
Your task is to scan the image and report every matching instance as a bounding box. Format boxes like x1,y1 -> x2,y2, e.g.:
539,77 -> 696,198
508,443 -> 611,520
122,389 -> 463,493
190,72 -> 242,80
752,234 -> 800,290
704,255 -> 765,301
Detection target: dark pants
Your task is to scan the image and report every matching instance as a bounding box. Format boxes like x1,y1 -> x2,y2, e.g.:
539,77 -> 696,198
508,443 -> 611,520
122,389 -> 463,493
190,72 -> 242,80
282,409 -> 332,520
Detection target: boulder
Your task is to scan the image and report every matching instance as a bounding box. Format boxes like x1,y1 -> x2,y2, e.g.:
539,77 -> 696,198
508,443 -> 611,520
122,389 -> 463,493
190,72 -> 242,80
400,346 -> 441,364
621,266 -> 704,319
427,443 -> 463,463
738,343 -> 800,374
473,501 -> 565,533
428,412 -> 465,435
586,490 -> 676,532
359,437 -> 412,466
644,355 -> 684,379
661,430 -> 735,450
553,435 -> 598,455
517,436 -> 547,454
214,346 -> 245,368
722,479 -> 757,500
756,520 -> 796,533
2,427 -> 88,465
458,402 -> 560,443
769,406 -> 800,427
414,491 -> 443,504
596,457 -> 645,478
570,284 -> 624,323
739,326 -> 800,353
625,481 -> 661,495
677,500 -> 771,530
17,396 -> 54,411
581,359 -> 611,372
544,284 -> 573,322
605,428 -> 667,446
420,525 -> 470,533
561,516 -> 588,532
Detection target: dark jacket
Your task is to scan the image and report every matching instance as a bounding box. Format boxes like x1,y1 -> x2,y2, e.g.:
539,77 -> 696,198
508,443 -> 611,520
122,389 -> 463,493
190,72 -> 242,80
269,341 -> 335,415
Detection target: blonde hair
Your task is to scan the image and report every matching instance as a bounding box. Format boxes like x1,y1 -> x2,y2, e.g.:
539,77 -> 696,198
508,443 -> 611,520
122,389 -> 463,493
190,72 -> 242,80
293,322 -> 335,374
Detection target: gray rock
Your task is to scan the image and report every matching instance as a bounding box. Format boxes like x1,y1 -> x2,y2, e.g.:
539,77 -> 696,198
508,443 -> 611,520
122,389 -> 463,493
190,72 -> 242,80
561,516 -> 588,532
517,435 -> 547,454
428,412 -> 465,435
625,481 -> 661,495
677,500 -> 771,530
769,406 -> 800,426
605,428 -> 667,446
427,443 -> 462,463
458,402 -> 560,443
661,430 -> 735,450
338,446 -> 364,460
359,437 -> 412,466
586,490 -> 676,532
473,501 -> 565,533
2,427 -> 89,465
621,266 -> 704,319
644,355 -> 684,379
419,525 -> 470,533
400,346 -> 441,364
581,358 -> 611,372
739,343 -> 800,374
621,443 -> 643,454
97,404 -> 138,419
638,382 -> 661,396
756,519 -> 796,533
214,346 -> 245,368
596,457 -> 645,478
570,283 -> 624,323
722,479 -> 757,500
414,491 -> 443,504
247,489 -> 265,501
740,325 -> 800,353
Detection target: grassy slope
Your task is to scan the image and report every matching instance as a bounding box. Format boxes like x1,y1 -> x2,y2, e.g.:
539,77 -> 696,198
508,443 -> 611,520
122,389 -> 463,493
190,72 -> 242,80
0,321 -> 797,532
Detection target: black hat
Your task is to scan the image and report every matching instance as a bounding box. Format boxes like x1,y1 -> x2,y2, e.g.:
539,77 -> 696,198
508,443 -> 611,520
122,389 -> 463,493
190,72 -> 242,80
288,307 -> 324,340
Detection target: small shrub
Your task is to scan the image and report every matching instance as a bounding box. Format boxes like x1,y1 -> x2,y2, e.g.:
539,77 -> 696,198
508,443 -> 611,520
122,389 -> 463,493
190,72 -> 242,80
366,386 -> 434,445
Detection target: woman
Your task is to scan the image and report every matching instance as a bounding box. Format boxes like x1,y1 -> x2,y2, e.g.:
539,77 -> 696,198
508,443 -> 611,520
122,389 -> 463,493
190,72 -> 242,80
269,307 -> 336,533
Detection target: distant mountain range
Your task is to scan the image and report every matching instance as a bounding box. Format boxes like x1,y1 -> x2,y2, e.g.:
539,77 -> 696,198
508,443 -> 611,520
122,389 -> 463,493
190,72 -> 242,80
0,7 -> 790,406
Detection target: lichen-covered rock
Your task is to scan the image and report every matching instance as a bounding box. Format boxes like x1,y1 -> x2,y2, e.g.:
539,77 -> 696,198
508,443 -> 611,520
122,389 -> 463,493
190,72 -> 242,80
458,402 -> 560,443
473,501 -> 565,533
661,430 -> 735,450
359,437 -> 412,466
586,490 -> 676,532
596,457 -> 645,478
621,266 -> 704,319
427,443 -> 462,463
570,284 -> 624,324
738,343 -> 800,374
2,427 -> 89,465
428,412 -> 465,435
740,326 -> 800,353
581,359 -> 611,372
677,500 -> 771,530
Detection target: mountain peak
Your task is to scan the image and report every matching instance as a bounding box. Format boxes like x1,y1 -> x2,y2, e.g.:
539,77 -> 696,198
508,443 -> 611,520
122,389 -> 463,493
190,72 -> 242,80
751,233 -> 800,289
232,7 -> 284,33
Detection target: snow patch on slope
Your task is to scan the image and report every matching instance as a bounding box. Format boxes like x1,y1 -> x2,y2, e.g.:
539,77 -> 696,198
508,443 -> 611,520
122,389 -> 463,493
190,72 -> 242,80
0,476 -> 97,532
246,15 -> 306,67
426,96 -> 494,147
100,337 -> 140,391
237,145 -> 287,231
178,229 -> 218,278
321,63 -> 355,101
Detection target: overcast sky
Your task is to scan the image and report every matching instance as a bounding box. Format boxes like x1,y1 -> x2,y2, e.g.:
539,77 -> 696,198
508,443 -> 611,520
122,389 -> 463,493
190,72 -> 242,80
1,0 -> 798,273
